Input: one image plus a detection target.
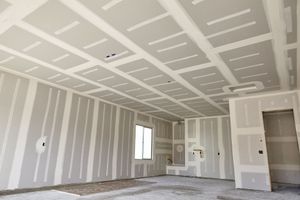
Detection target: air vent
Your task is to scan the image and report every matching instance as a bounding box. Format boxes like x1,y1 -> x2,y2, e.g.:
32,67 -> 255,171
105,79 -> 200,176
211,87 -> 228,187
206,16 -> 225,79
223,82 -> 264,94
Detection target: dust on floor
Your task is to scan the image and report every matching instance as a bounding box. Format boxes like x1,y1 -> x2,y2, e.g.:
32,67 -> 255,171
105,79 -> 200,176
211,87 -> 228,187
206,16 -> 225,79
56,179 -> 153,196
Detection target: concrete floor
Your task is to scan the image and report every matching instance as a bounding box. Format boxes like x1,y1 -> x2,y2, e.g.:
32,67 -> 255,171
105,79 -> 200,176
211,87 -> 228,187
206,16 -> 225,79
0,176 -> 299,200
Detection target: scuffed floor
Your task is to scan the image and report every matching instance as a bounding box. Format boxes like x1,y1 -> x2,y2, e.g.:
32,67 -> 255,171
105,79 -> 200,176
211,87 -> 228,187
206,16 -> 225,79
0,176 -> 300,200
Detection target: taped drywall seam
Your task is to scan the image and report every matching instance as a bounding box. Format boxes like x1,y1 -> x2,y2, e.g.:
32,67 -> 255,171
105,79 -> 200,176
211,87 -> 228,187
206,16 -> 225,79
229,98 -> 242,188
112,106 -> 120,179
107,105 -> 114,177
33,88 -> 53,183
218,117 -> 226,179
54,91 -> 72,185
0,79 -> 21,179
8,79 -> 38,189
196,119 -> 201,177
44,90 -> 61,182
131,111 -> 137,178
87,100 -> 99,182
97,104 -> 106,177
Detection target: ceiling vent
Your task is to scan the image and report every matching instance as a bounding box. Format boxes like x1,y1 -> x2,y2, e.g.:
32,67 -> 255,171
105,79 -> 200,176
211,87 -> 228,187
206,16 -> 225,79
223,82 -> 264,94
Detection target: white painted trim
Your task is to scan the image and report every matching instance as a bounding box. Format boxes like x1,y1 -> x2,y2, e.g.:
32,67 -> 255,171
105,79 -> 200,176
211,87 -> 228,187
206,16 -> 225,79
54,91 -> 73,185
8,79 -> 38,189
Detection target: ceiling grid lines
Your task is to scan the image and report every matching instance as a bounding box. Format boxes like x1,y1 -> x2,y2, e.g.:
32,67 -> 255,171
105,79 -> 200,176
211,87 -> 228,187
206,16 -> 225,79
16,21 -> 206,117
157,0 -> 239,84
59,0 -> 229,114
0,44 -> 184,119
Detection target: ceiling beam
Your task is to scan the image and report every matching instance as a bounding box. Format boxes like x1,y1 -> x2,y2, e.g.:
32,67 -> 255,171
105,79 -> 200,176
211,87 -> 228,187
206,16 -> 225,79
158,0 -> 239,86
60,0 -> 228,115
263,0 -> 290,90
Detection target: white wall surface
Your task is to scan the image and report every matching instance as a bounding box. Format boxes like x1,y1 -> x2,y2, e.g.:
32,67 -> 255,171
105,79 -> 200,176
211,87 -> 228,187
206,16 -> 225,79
0,70 -> 172,191
167,115 -> 234,180
229,90 -> 300,191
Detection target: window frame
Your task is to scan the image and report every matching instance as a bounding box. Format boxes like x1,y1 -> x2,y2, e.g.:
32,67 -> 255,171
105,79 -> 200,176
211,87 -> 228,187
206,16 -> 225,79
134,124 -> 153,160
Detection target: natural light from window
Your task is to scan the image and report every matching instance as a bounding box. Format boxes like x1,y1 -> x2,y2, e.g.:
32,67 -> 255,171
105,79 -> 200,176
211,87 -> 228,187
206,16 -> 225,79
135,125 -> 152,160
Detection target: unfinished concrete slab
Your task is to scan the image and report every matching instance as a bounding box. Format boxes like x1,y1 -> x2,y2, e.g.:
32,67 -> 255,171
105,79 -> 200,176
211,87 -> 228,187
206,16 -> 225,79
0,176 -> 299,200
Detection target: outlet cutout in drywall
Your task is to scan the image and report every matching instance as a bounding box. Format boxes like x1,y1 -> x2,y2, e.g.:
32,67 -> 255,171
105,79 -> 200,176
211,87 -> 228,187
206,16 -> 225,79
36,136 -> 47,154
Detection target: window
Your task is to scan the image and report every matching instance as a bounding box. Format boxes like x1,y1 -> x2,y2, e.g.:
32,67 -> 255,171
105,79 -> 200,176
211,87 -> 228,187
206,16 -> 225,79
135,125 -> 153,160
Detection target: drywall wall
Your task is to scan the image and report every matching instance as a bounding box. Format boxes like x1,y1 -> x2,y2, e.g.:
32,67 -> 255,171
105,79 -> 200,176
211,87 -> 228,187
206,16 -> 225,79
172,122 -> 185,165
263,110 -> 300,185
0,70 -> 172,190
167,116 -> 234,180
229,91 -> 300,191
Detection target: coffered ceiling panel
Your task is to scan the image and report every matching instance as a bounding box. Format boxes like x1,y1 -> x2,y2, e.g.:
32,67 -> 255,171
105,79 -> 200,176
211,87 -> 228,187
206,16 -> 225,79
148,111 -> 182,121
180,66 -> 230,95
24,1 -> 134,62
0,0 -> 297,121
77,65 -> 160,100
81,0 -> 166,31
182,98 -> 225,116
219,40 -> 280,88
178,0 -> 270,47
90,90 -> 158,113
116,59 -> 174,86
0,49 -> 97,92
0,26 -> 87,69
146,98 -> 199,118
153,82 -> 198,100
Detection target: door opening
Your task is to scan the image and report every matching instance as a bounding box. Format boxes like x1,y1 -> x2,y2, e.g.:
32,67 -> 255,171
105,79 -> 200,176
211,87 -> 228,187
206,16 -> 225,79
263,109 -> 300,190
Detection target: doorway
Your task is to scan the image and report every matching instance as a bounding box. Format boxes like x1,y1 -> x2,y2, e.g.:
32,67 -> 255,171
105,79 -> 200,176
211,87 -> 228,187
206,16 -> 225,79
263,110 -> 300,188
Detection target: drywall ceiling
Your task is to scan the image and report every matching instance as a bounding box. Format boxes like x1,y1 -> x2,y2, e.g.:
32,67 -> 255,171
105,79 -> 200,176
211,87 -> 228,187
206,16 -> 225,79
0,0 -> 298,121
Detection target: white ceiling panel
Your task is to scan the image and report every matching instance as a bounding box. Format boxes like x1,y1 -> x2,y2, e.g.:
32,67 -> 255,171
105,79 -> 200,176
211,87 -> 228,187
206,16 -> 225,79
178,0 -> 270,47
77,65 -> 160,100
0,26 -> 87,69
219,40 -> 280,88
182,98 -> 225,116
116,59 -> 174,85
148,111 -> 182,121
180,66 -> 230,95
24,1 -> 134,62
154,82 -> 198,100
